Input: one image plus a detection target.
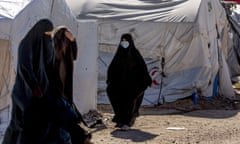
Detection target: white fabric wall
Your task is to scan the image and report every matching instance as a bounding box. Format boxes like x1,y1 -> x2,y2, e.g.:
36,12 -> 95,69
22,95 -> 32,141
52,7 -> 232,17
51,0 -> 78,37
0,19 -> 11,40
195,0 -> 235,98
73,20 -> 98,114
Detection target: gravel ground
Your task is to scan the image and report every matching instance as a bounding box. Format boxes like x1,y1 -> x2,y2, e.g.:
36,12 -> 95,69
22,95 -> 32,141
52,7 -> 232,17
87,95 -> 240,144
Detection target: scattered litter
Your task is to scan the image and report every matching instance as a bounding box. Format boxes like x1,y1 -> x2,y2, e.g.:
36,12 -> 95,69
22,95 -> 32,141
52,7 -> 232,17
166,127 -> 186,130
82,110 -> 103,128
233,83 -> 240,89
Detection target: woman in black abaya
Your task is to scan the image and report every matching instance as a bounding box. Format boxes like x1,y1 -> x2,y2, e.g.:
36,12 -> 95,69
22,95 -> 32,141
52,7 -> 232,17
106,33 -> 152,131
2,19 -> 57,144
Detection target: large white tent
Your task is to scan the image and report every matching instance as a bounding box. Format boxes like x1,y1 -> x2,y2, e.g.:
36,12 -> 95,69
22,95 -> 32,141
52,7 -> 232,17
0,0 -> 98,113
66,0 -> 236,105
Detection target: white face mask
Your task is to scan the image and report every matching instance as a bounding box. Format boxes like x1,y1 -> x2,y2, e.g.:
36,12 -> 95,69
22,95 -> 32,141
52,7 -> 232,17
120,41 -> 129,48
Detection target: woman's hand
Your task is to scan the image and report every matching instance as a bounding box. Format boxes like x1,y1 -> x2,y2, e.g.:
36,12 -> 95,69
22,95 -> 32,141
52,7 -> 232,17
32,85 -> 42,98
64,30 -> 75,42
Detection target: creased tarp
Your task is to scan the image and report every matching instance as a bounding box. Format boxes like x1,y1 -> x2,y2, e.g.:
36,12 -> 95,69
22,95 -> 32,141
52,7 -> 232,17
98,21 -> 194,61
76,0 -> 201,22
0,0 -> 31,19
219,52 -> 236,99
0,0 -> 30,40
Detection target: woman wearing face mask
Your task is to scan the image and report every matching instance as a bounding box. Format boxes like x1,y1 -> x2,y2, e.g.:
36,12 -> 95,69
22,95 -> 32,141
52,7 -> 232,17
106,33 -> 152,131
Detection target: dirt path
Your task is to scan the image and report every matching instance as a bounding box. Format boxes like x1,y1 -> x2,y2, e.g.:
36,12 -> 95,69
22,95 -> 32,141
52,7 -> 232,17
89,110 -> 240,144
88,96 -> 240,144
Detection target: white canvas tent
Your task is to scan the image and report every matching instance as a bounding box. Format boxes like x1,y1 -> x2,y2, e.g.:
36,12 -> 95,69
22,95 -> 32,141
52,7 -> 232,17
66,0 -> 236,105
0,0 -> 98,113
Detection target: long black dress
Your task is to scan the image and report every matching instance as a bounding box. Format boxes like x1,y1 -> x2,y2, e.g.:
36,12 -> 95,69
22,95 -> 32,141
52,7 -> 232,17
106,33 -> 152,127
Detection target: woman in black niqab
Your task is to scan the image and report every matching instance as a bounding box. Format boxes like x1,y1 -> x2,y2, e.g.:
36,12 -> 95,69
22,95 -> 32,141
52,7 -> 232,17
2,19 -> 57,144
106,33 -> 152,130
17,19 -> 54,100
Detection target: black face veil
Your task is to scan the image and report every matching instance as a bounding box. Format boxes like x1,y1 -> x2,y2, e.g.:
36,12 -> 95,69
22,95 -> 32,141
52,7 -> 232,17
15,19 -> 54,110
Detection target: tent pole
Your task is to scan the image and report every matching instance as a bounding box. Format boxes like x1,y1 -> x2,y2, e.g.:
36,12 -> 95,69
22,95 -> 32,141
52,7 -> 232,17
156,57 -> 166,106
